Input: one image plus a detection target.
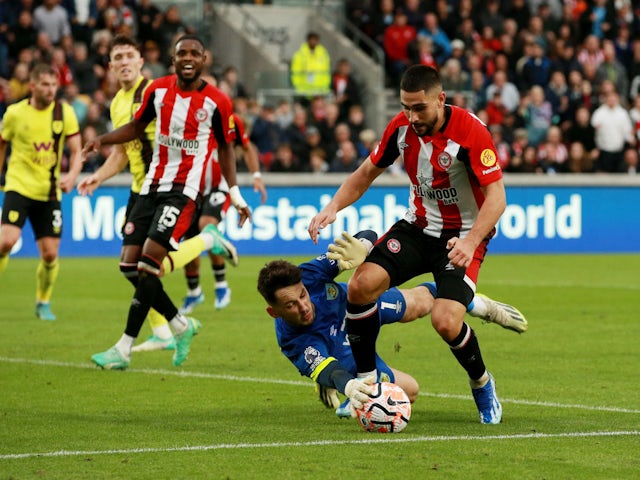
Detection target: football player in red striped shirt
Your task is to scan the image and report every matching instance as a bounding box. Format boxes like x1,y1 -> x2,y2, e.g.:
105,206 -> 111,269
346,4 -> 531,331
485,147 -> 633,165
309,65 -> 506,424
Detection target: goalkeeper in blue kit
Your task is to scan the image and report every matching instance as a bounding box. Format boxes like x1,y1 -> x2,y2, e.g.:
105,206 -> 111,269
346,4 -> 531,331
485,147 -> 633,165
257,231 -> 527,418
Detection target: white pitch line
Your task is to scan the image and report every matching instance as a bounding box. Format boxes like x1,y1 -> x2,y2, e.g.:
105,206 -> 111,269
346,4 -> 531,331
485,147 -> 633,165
1,431 -> 638,460
3,357 -> 639,415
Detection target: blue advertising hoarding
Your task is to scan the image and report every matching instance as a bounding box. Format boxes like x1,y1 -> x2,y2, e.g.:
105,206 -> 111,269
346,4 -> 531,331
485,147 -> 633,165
1,179 -> 639,257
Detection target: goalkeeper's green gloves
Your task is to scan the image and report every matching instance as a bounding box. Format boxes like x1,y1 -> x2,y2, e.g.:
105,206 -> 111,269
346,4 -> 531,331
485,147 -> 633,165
316,384 -> 341,409
344,375 -> 375,411
327,232 -> 371,271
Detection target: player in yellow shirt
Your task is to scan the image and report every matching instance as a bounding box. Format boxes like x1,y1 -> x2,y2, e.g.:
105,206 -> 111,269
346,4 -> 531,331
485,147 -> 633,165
0,63 -> 83,320
77,35 -> 236,357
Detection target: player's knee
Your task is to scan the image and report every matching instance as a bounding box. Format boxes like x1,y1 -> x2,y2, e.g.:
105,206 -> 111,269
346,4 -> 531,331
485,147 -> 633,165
431,303 -> 463,339
40,247 -> 58,264
137,255 -> 162,277
120,262 -> 138,287
347,276 -> 380,305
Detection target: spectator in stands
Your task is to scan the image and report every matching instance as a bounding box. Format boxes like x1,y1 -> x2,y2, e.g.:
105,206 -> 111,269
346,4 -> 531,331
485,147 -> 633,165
6,9 -> 38,65
544,70 -> 569,123
485,91 -> 506,128
105,0 -> 137,38
399,0 -> 423,30
370,0 -> 395,48
621,147 -> 639,174
566,104 -> 597,161
489,124 -> 512,170
578,0 -> 615,42
69,41 -> 98,94
141,40 -> 167,79
33,0 -> 72,46
331,58 -> 362,122
346,104 -> 366,144
504,0 -> 531,32
67,0 -> 98,48
410,35 -> 438,70
329,139 -> 360,173
301,125 -> 325,168
485,70 -> 520,113
478,0 -> 504,36
290,31 -> 331,102
250,103 -> 280,171
318,101 -> 340,153
383,9 -> 416,87
81,101 -> 109,135
594,39 -> 629,106
521,38 -> 552,89
551,39 -> 582,80
448,39 -> 469,72
591,84 -> 635,172
629,94 -> 640,143
52,46 -> 73,89
309,147 -> 329,174
417,12 -> 452,66
63,81 -> 89,125
566,141 -> 594,173
220,65 -> 249,99
469,68 -> 487,110
7,62 -> 30,103
270,143 -> 302,173
135,0 -> 163,45
520,85 -> 554,147
274,99 -> 293,131
536,125 -> 569,173
357,128 -> 378,159
158,4 -> 194,64
434,0 -> 457,41
281,104 -> 311,167
508,143 -> 544,173
577,34 -> 604,72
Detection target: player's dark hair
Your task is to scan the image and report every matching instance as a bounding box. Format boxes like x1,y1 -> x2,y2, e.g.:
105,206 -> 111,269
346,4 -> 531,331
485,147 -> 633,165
257,260 -> 302,304
30,63 -> 57,81
400,65 -> 442,93
109,34 -> 140,53
175,34 -> 205,51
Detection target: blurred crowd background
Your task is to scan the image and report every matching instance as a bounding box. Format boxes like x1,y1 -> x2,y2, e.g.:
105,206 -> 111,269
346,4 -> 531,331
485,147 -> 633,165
2,0 -> 640,176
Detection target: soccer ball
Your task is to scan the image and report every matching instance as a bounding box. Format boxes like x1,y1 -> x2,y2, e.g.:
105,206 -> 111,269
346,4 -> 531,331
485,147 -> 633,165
355,382 -> 411,433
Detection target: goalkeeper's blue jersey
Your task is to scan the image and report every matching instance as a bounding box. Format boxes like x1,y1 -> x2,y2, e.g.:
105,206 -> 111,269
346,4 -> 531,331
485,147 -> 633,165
275,253 -> 407,381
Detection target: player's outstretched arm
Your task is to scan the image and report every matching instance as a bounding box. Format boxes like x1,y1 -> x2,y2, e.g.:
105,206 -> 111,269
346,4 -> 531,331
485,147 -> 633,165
60,134 -> 84,193
77,145 -> 129,196
327,231 -> 376,271
308,158 -> 384,243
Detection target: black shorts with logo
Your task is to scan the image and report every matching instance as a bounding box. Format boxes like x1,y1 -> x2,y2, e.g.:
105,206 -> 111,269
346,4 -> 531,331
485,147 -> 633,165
122,192 -> 197,251
366,219 -> 481,307
1,191 -> 62,239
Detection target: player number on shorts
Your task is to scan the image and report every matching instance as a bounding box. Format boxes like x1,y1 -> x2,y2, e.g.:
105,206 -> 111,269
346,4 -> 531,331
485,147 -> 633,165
52,209 -> 62,229
158,206 -> 180,228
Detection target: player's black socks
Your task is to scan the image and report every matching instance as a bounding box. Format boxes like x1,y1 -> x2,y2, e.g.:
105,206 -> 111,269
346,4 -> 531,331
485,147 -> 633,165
447,322 -> 486,381
213,264 -> 225,283
186,273 -> 200,291
346,301 -> 380,373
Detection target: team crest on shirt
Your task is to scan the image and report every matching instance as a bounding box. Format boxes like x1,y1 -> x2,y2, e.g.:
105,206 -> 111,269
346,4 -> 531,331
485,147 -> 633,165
386,238 -> 401,253
480,149 -> 497,167
124,221 -> 135,235
325,283 -> 338,300
195,108 -> 208,122
303,346 -> 325,369
52,120 -> 63,135
437,151 -> 453,170
8,210 -> 19,223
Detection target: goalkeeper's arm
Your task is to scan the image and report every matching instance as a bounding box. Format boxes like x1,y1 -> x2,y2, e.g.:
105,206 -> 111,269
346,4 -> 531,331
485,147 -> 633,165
315,359 -> 374,410
327,230 -> 378,271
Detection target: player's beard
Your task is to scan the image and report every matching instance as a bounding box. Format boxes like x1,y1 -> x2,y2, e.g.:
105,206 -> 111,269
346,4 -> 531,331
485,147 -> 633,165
176,67 -> 201,86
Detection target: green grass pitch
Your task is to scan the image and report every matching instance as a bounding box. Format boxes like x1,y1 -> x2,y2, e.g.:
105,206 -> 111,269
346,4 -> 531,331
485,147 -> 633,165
1,254 -> 639,479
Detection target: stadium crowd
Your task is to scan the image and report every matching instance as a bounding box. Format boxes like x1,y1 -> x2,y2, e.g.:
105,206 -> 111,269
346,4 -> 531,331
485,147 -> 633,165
1,0 -> 640,176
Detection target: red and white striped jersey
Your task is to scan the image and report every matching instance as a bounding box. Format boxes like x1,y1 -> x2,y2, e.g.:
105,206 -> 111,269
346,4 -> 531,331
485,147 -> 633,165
371,105 -> 502,239
207,113 -> 251,194
134,75 -> 235,201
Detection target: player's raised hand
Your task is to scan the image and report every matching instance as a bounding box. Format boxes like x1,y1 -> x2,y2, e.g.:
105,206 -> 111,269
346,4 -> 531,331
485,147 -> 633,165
77,174 -> 101,196
327,232 -> 369,271
308,209 -> 337,244
81,138 -> 101,159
